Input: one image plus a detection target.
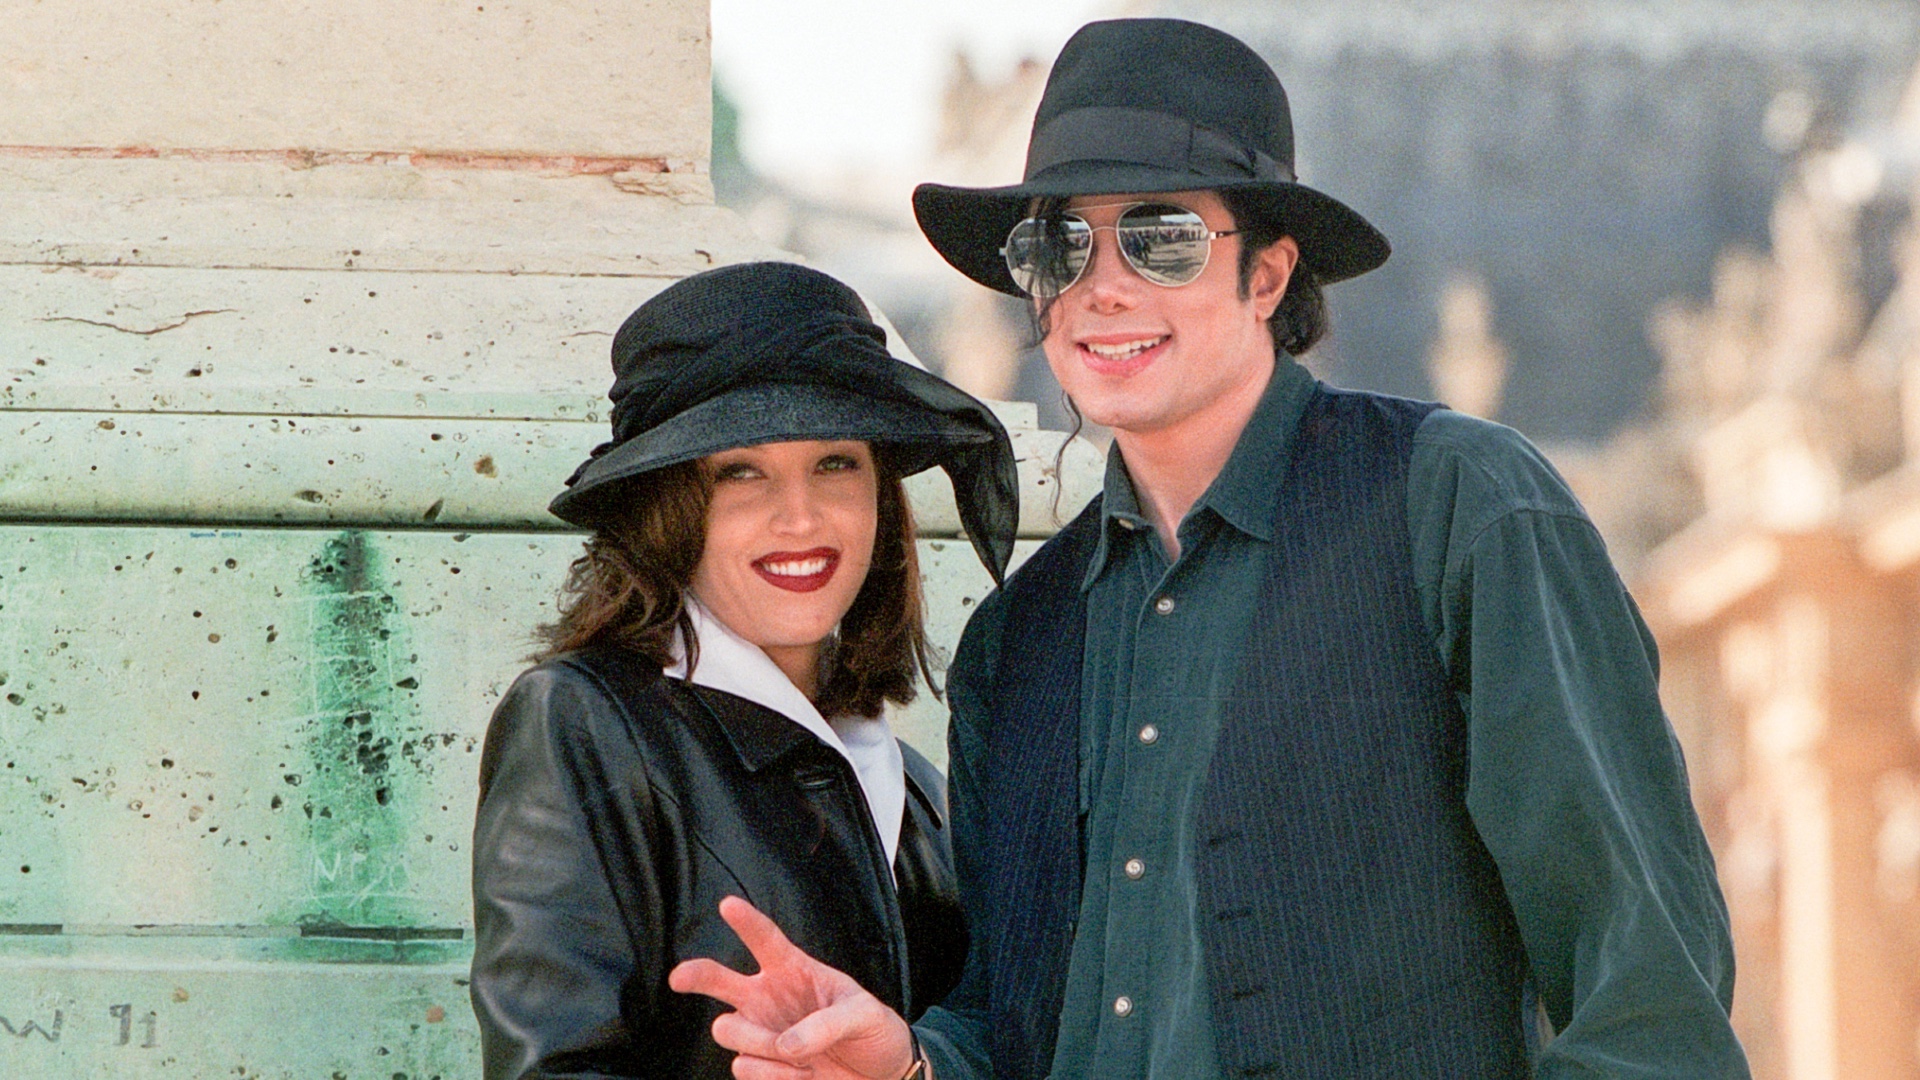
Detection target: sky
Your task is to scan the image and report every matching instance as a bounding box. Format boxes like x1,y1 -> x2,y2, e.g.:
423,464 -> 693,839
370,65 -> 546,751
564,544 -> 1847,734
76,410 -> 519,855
710,0 -> 1116,189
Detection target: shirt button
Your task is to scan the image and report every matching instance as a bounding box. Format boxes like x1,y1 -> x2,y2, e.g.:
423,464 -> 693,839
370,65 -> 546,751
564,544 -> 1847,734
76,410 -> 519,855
1113,995 -> 1133,1017
1124,858 -> 1145,880
1138,724 -> 1159,745
1153,596 -> 1176,615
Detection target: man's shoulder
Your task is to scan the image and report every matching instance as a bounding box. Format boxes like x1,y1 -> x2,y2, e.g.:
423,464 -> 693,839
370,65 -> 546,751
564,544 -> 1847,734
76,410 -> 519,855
961,494 -> 1103,634
950,495 -> 1101,698
1410,408 -> 1587,522
1002,495 -> 1103,597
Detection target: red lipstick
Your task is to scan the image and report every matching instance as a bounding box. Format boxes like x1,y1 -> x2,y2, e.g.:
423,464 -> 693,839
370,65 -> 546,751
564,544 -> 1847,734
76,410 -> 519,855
752,548 -> 839,593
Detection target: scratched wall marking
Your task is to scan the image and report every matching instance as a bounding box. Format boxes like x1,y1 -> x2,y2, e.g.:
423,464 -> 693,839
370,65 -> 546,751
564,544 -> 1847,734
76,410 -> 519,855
0,1003 -> 158,1047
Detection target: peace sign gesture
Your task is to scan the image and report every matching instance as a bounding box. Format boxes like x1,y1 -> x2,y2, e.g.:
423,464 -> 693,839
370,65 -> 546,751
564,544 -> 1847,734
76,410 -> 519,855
669,896 -> 918,1080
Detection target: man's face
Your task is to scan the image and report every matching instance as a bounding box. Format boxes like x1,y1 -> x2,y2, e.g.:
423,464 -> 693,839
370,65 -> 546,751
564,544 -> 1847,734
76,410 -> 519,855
1038,189 -> 1297,439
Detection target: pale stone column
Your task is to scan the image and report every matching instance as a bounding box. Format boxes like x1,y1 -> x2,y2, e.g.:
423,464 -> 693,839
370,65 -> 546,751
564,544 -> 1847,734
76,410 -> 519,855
1,5 -> 759,1076
1652,525 -> 1920,1080
1,0 -> 766,398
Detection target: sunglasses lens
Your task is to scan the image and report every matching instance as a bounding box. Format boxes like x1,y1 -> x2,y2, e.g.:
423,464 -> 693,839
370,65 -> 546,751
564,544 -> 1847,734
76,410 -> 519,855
1004,215 -> 1091,296
1117,205 -> 1214,286
1002,205 -> 1217,293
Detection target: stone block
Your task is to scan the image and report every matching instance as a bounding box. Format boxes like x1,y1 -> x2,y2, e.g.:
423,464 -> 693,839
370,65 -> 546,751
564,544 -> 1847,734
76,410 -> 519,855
1,0 -> 710,161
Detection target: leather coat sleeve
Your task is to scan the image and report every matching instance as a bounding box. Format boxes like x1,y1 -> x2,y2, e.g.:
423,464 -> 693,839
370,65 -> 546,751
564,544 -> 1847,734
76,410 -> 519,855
470,664 -> 663,1080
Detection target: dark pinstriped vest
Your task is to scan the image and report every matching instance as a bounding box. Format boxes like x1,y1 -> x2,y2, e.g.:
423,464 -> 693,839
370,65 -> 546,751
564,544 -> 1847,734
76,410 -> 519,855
982,386 -> 1531,1079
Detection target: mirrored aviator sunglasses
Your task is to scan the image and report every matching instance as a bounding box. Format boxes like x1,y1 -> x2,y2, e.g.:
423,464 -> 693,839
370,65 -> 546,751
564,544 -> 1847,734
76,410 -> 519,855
1001,202 -> 1240,297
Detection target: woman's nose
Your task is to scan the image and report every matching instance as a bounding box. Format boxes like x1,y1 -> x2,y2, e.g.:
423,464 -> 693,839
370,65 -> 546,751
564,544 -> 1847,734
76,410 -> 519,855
769,479 -> 822,532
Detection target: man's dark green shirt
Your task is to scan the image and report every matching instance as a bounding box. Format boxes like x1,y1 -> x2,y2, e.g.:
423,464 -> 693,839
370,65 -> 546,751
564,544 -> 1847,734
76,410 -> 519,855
917,360 -> 1747,1078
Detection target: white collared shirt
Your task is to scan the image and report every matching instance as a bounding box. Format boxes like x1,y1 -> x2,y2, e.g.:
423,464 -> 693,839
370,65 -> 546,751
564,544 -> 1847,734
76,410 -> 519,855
665,597 -> 906,871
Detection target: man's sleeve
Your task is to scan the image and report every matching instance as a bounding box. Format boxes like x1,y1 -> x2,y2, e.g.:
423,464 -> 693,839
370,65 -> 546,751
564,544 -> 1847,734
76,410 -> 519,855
1409,412 -> 1751,1078
910,587 -> 1005,1080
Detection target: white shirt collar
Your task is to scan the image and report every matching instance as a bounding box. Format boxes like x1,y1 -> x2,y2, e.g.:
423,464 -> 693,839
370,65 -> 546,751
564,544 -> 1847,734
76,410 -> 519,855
665,597 -> 906,871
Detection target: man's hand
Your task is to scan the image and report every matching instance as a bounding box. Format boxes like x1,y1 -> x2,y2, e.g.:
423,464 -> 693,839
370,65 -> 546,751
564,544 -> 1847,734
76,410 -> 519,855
669,896 -> 915,1080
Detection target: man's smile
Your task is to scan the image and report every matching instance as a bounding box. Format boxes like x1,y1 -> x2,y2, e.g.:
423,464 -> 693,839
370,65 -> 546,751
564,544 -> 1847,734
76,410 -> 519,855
1077,333 -> 1170,375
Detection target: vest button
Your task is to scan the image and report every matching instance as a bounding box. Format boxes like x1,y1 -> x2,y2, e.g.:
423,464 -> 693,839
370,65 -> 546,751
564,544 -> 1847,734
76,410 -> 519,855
1113,995 -> 1133,1017
1137,724 -> 1159,745
1124,858 -> 1145,880
1153,595 -> 1175,615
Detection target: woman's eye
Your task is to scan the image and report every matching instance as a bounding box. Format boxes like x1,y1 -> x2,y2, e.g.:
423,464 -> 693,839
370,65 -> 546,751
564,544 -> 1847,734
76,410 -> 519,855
713,462 -> 761,482
817,454 -> 861,473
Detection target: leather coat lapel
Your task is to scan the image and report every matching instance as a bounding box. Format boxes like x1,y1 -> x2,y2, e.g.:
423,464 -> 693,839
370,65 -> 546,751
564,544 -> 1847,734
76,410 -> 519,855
684,683 -> 818,773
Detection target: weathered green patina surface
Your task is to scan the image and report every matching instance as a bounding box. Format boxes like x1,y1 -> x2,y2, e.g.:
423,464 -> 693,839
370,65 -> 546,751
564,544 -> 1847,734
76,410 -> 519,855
0,407 -> 1088,1075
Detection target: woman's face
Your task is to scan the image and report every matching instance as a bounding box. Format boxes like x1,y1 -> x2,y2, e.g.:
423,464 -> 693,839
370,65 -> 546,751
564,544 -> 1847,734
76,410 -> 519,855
690,439 -> 879,693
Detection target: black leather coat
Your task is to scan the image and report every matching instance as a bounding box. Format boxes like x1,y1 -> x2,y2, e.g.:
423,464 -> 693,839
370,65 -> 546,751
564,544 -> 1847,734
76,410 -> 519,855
470,645 -> 967,1080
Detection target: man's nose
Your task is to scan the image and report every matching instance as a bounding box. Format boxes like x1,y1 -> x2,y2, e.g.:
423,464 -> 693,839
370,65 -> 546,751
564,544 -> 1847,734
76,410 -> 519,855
1076,228 -> 1139,309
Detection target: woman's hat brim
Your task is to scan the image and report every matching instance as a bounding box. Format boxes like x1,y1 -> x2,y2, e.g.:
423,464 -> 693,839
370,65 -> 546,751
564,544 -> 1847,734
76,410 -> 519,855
548,380 -> 994,527
914,163 -> 1390,297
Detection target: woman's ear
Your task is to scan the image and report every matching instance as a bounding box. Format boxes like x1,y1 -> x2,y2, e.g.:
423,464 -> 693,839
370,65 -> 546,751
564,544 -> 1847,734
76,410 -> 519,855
1248,235 -> 1300,321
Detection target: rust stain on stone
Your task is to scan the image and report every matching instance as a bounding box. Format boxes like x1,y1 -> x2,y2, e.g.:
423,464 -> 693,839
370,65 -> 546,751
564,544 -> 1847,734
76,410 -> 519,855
0,144 -> 674,174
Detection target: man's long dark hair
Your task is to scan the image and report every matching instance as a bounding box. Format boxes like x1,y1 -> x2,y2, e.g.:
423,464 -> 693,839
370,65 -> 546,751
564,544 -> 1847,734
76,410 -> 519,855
1219,188 -> 1329,358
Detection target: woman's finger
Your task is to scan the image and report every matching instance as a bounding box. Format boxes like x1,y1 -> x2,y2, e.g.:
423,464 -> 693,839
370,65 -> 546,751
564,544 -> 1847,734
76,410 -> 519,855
711,1010 -> 784,1058
718,895 -> 807,970
731,1054 -> 815,1080
669,956 -> 757,1008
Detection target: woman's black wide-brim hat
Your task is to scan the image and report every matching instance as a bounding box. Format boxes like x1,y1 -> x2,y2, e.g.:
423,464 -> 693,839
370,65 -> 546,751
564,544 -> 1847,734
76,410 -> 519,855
914,17 -> 1390,297
550,261 -> 1020,582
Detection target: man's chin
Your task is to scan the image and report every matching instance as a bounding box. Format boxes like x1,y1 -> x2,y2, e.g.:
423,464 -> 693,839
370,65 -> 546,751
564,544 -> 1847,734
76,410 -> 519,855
1073,401 -> 1172,438
1053,379 -> 1172,434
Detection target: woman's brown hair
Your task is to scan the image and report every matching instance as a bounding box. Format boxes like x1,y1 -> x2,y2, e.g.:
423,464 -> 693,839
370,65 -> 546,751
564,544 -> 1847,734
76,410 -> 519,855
535,451 -> 935,719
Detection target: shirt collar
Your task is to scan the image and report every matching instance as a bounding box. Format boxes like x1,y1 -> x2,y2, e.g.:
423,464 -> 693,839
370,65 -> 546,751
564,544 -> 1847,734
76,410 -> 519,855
666,596 -> 906,869
1083,359 -> 1318,590
1084,449 -> 1150,590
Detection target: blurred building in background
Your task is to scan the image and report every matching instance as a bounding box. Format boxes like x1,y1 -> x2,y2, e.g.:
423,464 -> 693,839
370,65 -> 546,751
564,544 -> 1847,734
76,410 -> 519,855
1582,50 -> 1920,1080
1155,0 -> 1920,443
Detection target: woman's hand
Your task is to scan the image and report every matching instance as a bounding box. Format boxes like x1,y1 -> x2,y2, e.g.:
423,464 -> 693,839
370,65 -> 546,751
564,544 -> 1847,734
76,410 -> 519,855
669,896 -> 916,1080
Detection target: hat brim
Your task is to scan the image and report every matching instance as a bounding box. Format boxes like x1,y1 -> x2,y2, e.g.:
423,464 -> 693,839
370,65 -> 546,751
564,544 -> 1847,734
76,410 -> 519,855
548,380 -> 994,527
914,163 -> 1390,297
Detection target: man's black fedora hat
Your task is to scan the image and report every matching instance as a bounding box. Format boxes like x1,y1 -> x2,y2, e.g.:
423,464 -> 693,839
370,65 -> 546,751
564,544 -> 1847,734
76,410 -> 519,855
550,261 -> 1019,582
914,18 -> 1389,297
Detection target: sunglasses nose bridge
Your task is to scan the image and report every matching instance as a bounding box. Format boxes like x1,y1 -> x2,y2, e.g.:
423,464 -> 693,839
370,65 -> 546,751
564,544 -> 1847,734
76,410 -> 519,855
1078,223 -> 1137,288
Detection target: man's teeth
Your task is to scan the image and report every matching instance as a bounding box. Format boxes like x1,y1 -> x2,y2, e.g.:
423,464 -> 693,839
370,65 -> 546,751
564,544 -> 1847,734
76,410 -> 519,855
1084,338 -> 1164,361
762,556 -> 830,577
